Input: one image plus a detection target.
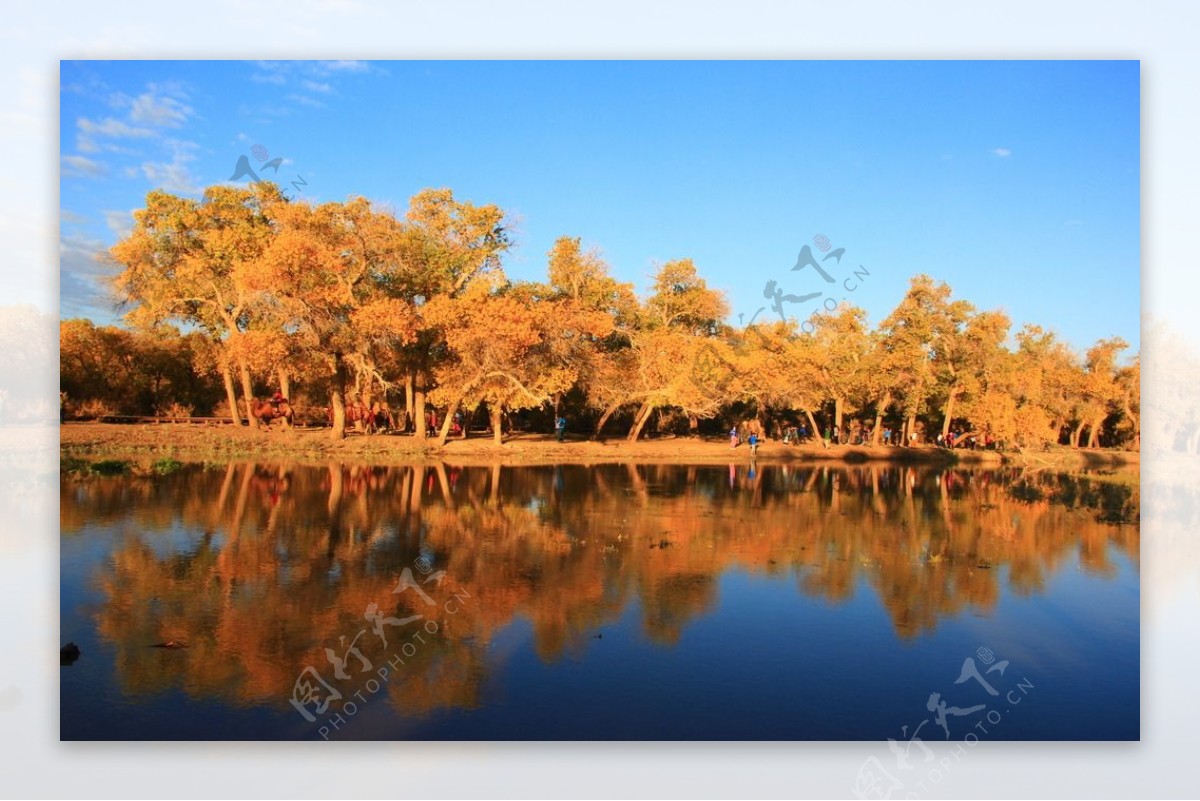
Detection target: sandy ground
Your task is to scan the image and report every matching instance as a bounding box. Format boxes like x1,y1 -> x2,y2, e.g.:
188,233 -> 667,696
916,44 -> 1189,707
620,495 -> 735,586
56,421 -> 1140,469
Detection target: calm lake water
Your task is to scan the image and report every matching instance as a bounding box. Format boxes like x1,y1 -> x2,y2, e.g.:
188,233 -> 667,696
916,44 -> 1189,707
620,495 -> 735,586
60,461 -> 1139,740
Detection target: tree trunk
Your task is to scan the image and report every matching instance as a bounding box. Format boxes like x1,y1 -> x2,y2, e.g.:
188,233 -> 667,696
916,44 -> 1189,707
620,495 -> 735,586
330,389 -> 346,440
1069,424 -> 1082,448
238,361 -> 257,429
221,362 -> 242,426
360,384 -> 374,435
1122,399 -> 1139,451
689,414 -> 699,435
491,405 -> 503,445
277,366 -> 291,401
408,465 -> 424,513
627,401 -> 654,442
225,462 -> 255,548
414,385 -> 427,439
905,413 -> 916,446
834,396 -> 844,432
594,399 -> 623,439
941,385 -> 959,439
1088,416 -> 1103,448
403,371 -> 414,433
804,408 -> 826,449
434,396 -> 462,447
489,463 -> 502,506
433,463 -> 454,506
330,353 -> 347,440
326,463 -> 343,517
872,393 -> 891,446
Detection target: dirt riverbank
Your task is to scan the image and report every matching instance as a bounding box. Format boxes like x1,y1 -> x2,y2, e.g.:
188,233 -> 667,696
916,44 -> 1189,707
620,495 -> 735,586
59,422 -> 1139,470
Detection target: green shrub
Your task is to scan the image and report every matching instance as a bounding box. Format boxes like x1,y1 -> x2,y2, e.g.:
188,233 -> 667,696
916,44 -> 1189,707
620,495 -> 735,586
90,459 -> 130,476
151,458 -> 184,475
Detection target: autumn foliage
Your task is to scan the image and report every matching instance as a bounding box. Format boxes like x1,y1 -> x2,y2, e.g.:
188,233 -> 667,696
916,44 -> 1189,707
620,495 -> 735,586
62,183 -> 1140,449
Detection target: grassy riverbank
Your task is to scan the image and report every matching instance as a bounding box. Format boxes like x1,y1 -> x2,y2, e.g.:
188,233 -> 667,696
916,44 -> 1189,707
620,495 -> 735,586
59,422 -> 1139,470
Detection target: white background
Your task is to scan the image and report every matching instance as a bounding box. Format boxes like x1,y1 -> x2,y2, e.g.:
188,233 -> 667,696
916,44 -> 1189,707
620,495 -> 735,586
3,1 -> 1196,797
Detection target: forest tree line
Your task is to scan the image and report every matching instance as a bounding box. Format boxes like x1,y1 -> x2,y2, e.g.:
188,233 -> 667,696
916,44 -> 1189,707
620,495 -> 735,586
61,182 -> 1140,449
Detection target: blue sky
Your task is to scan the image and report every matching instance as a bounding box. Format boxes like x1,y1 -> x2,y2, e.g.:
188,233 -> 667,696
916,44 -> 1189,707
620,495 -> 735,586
60,60 -> 1140,353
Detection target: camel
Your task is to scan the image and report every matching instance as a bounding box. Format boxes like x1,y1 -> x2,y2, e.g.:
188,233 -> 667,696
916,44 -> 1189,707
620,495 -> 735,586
250,397 -> 293,429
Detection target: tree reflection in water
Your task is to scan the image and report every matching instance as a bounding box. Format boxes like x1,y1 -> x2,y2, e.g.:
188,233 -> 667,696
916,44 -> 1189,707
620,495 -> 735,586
61,461 -> 1138,719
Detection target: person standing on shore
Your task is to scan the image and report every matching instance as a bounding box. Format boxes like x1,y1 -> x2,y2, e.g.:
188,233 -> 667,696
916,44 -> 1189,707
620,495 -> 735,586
748,431 -> 759,457
730,425 -> 739,448
555,414 -> 567,442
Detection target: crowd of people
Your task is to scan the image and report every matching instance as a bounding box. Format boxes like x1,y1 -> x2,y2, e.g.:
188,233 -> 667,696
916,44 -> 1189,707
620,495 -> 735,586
294,392 -> 1002,451
727,419 -> 1002,451
935,430 -> 996,450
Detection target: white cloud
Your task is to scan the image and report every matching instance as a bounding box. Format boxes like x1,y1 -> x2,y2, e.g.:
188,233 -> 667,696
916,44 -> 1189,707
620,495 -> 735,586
287,93 -> 325,108
130,90 -> 192,127
60,231 -> 110,279
250,61 -> 290,84
991,147 -> 1012,157
62,154 -> 105,177
139,160 -> 199,194
60,231 -> 119,319
102,209 -> 136,239
76,116 -> 156,152
70,82 -> 194,165
249,59 -> 372,88
322,60 -> 370,73
77,117 -> 154,138
251,71 -> 287,86
138,139 -> 201,194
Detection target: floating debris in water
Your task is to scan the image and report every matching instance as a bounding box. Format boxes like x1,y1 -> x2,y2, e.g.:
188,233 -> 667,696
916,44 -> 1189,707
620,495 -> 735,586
60,642 -> 81,665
